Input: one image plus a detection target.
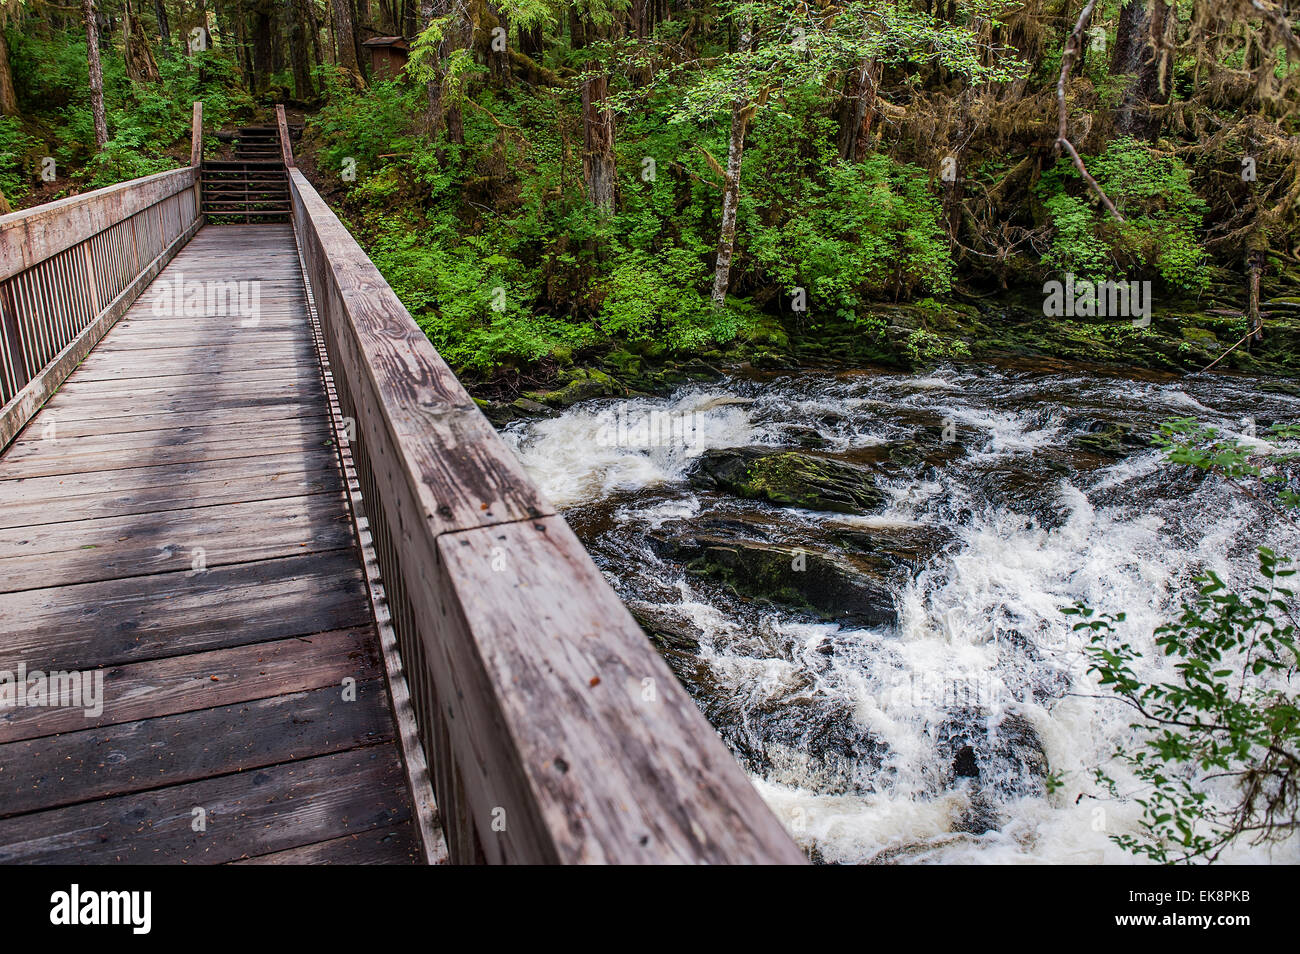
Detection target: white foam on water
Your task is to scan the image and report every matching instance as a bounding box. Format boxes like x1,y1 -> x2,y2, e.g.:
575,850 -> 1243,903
505,370 -> 1300,864
501,387 -> 773,507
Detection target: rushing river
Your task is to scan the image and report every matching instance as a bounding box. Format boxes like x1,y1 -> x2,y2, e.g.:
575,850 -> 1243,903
502,361 -> 1300,863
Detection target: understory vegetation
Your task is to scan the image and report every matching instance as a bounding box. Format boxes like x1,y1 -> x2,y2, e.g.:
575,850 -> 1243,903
3,0 -> 1299,376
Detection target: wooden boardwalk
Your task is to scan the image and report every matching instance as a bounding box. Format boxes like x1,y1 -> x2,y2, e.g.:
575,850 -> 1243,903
0,120 -> 807,864
0,225 -> 420,863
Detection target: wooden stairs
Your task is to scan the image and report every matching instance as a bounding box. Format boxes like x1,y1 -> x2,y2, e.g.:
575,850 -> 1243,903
201,126 -> 289,223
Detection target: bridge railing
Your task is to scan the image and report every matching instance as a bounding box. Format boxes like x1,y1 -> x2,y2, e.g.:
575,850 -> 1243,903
284,152 -> 805,864
0,112 -> 203,449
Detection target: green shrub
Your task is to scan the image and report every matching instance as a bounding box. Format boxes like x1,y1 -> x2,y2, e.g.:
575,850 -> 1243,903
1038,138 -> 1209,292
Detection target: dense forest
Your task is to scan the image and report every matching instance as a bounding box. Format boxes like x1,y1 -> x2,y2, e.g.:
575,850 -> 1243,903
3,0 -> 1300,867
1,0 -> 1298,390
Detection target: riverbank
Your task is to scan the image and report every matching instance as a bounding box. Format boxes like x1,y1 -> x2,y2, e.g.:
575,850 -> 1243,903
471,291 -> 1300,428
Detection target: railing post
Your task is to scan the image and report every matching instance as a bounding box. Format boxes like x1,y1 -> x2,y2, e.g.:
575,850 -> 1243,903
190,101 -> 203,166
190,101 -> 203,217
0,284 -> 29,393
275,105 -> 295,168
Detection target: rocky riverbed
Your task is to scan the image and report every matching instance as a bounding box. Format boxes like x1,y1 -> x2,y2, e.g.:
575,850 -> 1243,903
501,360 -> 1300,864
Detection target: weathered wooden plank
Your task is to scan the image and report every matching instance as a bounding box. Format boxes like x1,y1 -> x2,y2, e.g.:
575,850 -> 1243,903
46,374 -> 321,405
0,627 -> 380,743
190,102 -> 203,166
426,515 -> 807,864
0,417 -> 333,477
276,105 -> 296,168
0,551 -> 371,671
233,822 -> 421,864
0,493 -> 356,590
0,435 -> 334,480
88,331 -> 309,350
0,460 -> 340,528
50,365 -> 320,399
0,748 -> 412,864
0,447 -> 339,503
74,346 -> 315,378
19,405 -> 328,441
39,382 -> 318,420
0,681 -> 393,815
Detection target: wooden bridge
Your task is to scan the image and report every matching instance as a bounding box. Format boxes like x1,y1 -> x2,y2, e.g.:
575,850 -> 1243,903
0,105 -> 804,865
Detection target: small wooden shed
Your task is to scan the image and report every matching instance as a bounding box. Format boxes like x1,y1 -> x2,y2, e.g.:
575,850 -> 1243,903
363,36 -> 410,81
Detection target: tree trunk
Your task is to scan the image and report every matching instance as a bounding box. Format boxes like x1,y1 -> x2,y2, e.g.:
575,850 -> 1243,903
351,0 -> 366,81
251,0 -> 274,91
837,54 -> 880,162
236,0 -> 255,81
569,6 -> 585,49
442,0 -> 469,142
419,0 -> 444,134
0,29 -> 20,116
83,0 -> 110,149
125,1 -> 162,82
332,0 -> 365,87
1110,0 -> 1146,77
1114,0 -> 1175,139
581,74 -> 616,212
710,18 -> 753,307
288,0 -> 315,99
155,0 -> 172,47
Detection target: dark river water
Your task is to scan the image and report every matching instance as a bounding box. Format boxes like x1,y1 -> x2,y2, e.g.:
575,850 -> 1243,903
502,361 -> 1300,863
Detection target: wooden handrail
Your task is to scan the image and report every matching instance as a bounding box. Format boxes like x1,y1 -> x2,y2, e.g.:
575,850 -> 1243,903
0,166 -> 196,281
0,160 -> 201,448
287,167 -> 806,864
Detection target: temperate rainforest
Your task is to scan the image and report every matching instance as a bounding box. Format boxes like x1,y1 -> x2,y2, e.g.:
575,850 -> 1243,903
2,0 -> 1299,873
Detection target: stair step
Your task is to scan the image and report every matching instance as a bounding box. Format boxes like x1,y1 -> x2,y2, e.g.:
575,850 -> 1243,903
202,201 -> 288,206
202,210 -> 291,218
201,177 -> 287,183
201,191 -> 289,199
202,159 -> 287,169
200,179 -> 288,186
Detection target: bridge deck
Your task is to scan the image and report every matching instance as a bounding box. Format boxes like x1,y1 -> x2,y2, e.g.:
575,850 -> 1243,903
0,225 -> 419,863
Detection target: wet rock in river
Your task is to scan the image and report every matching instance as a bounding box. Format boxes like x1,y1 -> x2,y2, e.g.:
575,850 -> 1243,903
832,524 -> 954,573
780,425 -> 833,450
628,605 -> 716,700
689,447 -> 886,515
935,710 -> 1049,801
647,527 -> 898,627
1067,419 -> 1150,459
720,695 -> 888,796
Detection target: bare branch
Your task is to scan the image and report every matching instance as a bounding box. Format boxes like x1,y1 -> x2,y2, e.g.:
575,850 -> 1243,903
1055,0 -> 1125,222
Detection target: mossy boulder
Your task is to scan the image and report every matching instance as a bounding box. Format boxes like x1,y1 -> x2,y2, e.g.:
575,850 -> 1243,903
690,448 -> 886,515
1181,326 -> 1218,344
647,531 -> 897,627
523,368 -> 619,408
602,348 -> 641,375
